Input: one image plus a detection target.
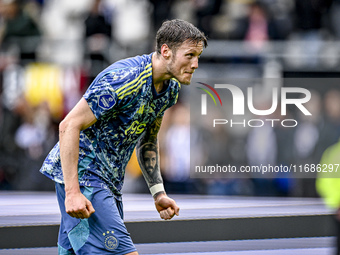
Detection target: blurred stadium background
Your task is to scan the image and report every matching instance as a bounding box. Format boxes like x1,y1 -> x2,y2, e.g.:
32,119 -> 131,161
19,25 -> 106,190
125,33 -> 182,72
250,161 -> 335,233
0,0 -> 340,253
1,0 -> 339,197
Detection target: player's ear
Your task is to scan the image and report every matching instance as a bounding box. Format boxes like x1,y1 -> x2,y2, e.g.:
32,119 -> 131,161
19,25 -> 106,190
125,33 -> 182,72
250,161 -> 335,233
161,44 -> 172,60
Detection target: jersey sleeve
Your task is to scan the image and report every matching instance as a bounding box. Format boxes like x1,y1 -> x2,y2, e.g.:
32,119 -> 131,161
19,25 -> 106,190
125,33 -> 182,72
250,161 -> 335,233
83,73 -> 120,120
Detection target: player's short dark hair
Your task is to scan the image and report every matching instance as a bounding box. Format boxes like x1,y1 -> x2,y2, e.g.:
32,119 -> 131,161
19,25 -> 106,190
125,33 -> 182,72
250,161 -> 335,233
155,19 -> 208,54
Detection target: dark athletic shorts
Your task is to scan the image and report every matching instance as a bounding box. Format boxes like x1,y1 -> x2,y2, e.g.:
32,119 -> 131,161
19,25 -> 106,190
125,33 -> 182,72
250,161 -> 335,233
55,183 -> 137,254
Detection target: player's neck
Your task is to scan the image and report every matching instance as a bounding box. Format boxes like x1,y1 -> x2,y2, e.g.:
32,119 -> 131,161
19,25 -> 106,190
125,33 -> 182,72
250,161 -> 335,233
152,53 -> 172,93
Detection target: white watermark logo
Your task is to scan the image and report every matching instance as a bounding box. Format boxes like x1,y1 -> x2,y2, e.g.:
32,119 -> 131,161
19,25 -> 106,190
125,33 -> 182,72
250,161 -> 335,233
198,83 -> 312,128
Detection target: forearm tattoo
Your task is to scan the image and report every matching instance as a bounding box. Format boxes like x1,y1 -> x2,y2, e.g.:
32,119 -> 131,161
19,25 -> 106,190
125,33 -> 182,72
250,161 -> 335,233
136,117 -> 163,189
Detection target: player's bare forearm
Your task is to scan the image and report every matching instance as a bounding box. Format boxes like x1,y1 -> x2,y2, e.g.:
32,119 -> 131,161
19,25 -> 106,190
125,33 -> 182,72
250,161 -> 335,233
59,98 -> 97,218
59,123 -> 81,194
59,98 -> 97,194
59,123 -> 94,218
136,116 -> 164,198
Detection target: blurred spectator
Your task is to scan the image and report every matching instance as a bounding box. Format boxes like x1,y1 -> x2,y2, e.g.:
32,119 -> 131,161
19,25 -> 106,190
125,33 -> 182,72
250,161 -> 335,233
316,139 -> 340,255
13,100 -> 57,190
0,97 -> 22,190
192,0 -> 223,38
245,87 -> 280,196
330,0 -> 340,39
0,93 -> 57,190
162,104 -> 198,194
112,0 -> 151,57
293,90 -> 323,164
149,0 -> 174,36
292,90 -> 323,197
273,105 -> 296,197
0,0 -> 41,65
84,0 -> 113,81
0,62 -> 23,190
40,0 -> 93,65
229,1 -> 289,52
246,119 -> 278,196
290,0 -> 332,67
293,0 -> 332,33
85,0 -> 112,45
319,89 -> 340,149
14,98 -> 43,160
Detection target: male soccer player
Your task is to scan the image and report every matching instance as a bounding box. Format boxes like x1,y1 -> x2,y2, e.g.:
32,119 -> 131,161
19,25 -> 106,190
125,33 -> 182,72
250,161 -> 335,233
40,19 -> 207,254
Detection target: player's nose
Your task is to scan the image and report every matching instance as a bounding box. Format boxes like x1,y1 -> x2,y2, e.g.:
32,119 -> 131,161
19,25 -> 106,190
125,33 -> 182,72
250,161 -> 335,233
191,57 -> 199,69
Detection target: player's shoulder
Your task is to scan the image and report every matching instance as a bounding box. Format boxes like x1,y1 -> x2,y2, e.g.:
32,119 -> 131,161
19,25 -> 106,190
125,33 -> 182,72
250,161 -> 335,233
92,54 -> 152,89
113,53 -> 152,69
103,54 -> 152,78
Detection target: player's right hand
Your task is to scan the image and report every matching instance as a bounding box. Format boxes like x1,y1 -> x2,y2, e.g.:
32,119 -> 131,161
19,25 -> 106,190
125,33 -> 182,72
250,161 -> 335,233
65,192 -> 95,219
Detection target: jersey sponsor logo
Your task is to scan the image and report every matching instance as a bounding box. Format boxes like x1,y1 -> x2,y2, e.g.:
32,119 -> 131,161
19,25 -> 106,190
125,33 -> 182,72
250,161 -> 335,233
98,94 -> 116,110
103,230 -> 119,251
125,120 -> 146,136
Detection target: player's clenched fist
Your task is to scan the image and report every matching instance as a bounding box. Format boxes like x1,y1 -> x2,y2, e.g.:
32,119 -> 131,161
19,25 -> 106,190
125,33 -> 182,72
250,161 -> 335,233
154,193 -> 179,220
65,192 -> 95,219
160,207 -> 176,220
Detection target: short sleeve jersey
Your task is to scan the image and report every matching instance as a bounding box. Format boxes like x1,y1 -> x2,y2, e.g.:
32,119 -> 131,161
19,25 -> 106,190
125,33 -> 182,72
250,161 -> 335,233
40,53 -> 181,199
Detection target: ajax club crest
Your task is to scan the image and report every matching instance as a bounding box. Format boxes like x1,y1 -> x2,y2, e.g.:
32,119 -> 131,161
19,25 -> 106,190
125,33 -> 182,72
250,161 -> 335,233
103,230 -> 118,251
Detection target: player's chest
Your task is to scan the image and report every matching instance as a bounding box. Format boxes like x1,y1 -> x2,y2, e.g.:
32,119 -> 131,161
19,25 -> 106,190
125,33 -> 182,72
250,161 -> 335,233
117,96 -> 169,135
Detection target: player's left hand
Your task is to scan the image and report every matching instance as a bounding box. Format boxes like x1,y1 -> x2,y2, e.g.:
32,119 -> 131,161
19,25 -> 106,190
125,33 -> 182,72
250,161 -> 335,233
154,193 -> 180,220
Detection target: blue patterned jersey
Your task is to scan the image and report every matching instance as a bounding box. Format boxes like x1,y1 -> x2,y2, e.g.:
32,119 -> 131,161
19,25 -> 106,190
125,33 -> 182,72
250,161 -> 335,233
40,53 -> 181,199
